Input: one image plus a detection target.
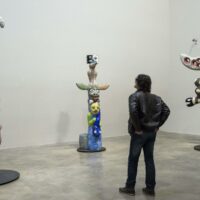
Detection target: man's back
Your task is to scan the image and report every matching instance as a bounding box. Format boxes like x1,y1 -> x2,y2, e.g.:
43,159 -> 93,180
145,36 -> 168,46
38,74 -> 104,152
129,91 -> 170,133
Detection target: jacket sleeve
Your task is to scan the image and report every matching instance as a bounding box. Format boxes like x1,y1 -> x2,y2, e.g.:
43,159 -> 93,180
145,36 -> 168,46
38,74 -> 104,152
129,94 -> 142,132
158,99 -> 170,128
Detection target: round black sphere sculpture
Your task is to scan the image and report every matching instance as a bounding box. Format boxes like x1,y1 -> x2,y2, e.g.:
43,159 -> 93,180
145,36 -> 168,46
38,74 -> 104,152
0,170 -> 20,185
77,147 -> 106,153
194,145 -> 200,151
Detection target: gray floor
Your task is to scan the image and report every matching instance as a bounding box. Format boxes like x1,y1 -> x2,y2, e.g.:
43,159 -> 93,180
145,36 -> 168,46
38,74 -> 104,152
0,131 -> 200,200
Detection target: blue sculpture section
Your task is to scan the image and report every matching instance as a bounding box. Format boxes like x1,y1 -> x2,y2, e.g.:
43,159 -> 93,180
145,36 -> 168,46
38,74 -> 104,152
87,103 -> 102,151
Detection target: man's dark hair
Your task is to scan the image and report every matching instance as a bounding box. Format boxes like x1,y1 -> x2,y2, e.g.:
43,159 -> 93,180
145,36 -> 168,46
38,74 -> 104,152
136,74 -> 151,92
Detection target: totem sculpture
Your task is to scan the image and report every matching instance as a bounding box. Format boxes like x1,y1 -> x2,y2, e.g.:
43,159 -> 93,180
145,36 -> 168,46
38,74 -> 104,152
0,16 -> 20,185
76,55 -> 109,152
180,39 -> 200,151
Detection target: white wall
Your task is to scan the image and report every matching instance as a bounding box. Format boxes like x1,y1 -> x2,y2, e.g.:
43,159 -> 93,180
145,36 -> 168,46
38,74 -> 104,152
162,0 -> 200,135
0,0 -> 170,149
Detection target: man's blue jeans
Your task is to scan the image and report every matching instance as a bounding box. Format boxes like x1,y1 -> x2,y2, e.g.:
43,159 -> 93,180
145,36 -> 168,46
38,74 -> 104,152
126,131 -> 156,189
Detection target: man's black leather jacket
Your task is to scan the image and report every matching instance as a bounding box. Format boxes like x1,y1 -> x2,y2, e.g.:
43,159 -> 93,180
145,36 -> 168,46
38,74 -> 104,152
128,90 -> 170,134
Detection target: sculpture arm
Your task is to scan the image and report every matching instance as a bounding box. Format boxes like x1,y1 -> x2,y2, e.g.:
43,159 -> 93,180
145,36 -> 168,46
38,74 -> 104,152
185,96 -> 200,107
185,78 -> 200,106
87,113 -> 96,126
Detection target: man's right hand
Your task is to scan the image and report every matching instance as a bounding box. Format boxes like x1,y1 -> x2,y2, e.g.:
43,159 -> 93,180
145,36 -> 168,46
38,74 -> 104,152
135,131 -> 143,135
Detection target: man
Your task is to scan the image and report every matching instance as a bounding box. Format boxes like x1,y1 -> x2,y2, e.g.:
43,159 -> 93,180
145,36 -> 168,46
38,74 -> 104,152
119,74 -> 170,196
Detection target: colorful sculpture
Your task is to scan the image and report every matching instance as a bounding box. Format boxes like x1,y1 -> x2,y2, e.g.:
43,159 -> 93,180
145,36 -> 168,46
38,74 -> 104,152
180,39 -> 200,151
76,56 -> 109,152
0,18 -> 20,185
180,40 -> 200,107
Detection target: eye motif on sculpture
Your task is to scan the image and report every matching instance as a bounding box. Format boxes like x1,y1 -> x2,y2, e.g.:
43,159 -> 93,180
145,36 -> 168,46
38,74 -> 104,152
88,88 -> 100,103
89,88 -> 99,97
180,54 -> 200,70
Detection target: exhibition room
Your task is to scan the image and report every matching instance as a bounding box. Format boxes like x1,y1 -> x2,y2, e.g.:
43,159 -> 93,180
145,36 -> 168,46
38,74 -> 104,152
0,0 -> 200,199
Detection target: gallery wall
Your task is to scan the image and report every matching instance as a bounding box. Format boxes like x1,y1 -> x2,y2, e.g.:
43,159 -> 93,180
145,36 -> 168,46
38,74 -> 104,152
0,0 -> 170,148
162,0 -> 200,135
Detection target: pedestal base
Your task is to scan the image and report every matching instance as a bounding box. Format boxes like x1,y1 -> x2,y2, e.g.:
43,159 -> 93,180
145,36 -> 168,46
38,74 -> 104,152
194,145 -> 200,151
77,147 -> 106,153
0,170 -> 20,185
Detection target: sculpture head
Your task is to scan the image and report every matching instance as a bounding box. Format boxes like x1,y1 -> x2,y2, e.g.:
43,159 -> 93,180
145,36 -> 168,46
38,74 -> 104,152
88,87 -> 100,103
90,102 -> 100,115
87,55 -> 98,65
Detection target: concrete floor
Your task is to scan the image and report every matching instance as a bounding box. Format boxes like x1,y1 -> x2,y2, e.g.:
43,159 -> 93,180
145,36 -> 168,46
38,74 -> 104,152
0,131 -> 200,200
